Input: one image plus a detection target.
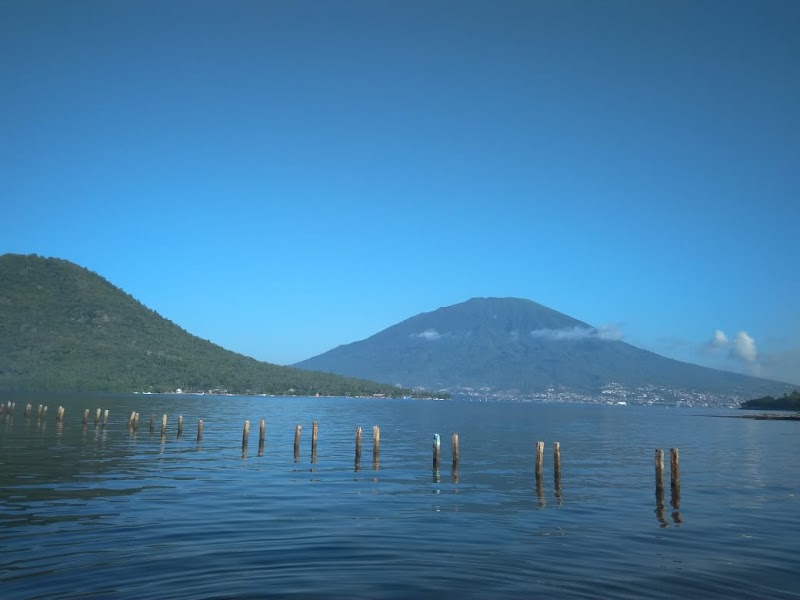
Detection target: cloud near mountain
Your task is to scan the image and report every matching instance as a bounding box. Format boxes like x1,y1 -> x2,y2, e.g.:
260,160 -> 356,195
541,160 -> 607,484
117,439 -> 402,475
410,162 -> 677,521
530,324 -> 622,342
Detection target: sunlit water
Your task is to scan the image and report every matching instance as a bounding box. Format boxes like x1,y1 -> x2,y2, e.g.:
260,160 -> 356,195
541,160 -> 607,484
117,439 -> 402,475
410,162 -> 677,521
1,393 -> 798,599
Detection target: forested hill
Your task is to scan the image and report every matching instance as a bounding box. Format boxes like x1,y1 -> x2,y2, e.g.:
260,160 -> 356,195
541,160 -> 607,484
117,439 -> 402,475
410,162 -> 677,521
0,254 -> 418,397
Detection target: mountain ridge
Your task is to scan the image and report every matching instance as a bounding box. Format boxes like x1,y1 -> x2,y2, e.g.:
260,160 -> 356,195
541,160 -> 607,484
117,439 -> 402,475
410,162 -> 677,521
295,297 -> 792,399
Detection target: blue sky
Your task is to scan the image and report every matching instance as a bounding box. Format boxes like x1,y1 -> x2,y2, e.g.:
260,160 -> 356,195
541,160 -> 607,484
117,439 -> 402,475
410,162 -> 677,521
3,0 -> 799,384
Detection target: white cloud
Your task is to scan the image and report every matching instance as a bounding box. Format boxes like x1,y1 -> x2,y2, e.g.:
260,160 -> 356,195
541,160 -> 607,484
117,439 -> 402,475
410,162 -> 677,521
597,324 -> 623,341
731,331 -> 758,362
413,329 -> 441,341
711,329 -> 729,348
530,325 -> 621,341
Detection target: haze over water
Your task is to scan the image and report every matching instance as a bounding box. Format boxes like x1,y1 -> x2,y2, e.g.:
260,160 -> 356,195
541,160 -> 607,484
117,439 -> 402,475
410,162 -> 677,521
1,393 -> 799,599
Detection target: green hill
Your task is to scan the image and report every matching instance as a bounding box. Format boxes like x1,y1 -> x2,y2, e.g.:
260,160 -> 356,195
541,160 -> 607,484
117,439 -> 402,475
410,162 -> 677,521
0,254 -> 420,397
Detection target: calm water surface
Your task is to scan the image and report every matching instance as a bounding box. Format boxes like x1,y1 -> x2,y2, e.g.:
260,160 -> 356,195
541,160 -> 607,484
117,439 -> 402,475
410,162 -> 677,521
1,393 -> 798,599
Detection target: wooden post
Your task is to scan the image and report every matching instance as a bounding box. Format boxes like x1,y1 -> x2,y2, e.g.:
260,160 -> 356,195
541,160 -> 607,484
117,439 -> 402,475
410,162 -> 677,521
161,414 -> 167,436
197,419 -> 204,443
655,448 -> 667,525
670,447 -> 681,513
57,406 -> 65,422
655,449 -> 665,493
293,424 -> 302,460
149,414 -> 156,433
95,408 -> 101,425
258,419 -> 266,453
103,409 -> 109,426
41,405 -> 47,419
355,426 -> 362,471
535,441 -> 544,481
129,411 -> 137,428
83,408 -> 89,425
433,433 -> 441,470
24,404 -> 32,418
372,425 -> 380,469
177,415 -> 184,438
37,404 -> 43,419
133,412 -> 140,429
553,441 -> 562,484
451,433 -> 459,471
670,448 -> 680,488
242,420 -> 250,449
311,420 -> 319,460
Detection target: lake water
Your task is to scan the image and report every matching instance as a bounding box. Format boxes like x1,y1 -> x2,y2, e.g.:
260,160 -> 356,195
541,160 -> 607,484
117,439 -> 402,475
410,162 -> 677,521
1,393 -> 798,599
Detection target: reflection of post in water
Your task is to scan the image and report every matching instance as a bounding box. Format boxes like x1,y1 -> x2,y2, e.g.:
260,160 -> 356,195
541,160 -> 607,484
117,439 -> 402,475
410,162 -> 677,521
293,424 -> 302,462
554,441 -> 562,504
655,449 -> 667,527
354,426 -> 362,472
372,425 -> 380,471
670,448 -> 682,523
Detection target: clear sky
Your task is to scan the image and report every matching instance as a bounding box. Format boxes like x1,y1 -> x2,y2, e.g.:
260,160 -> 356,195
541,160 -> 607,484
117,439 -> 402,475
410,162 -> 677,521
3,0 -> 799,385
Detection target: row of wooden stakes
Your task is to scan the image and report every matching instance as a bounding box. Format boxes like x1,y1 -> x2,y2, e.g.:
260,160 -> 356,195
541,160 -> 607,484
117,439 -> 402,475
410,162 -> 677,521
5,404 -> 677,491
1,402 -> 67,422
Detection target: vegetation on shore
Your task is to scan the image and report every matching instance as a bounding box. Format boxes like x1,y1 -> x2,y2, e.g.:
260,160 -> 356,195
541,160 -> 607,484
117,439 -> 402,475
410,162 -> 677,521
0,254 -> 446,398
740,390 -> 800,411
